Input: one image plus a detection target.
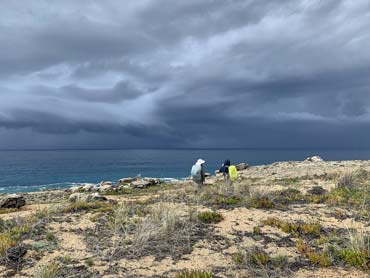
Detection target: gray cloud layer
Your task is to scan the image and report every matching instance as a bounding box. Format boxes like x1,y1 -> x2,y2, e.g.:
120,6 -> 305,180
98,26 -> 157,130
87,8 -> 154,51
1,0 -> 370,149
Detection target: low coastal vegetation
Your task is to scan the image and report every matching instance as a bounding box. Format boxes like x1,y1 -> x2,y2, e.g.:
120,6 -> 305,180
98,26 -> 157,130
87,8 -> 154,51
1,162 -> 370,276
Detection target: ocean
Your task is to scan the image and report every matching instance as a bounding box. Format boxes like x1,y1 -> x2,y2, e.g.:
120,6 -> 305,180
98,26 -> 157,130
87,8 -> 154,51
1,149 -> 370,193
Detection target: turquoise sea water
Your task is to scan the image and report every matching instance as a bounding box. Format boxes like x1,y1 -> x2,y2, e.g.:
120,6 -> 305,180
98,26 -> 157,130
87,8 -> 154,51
1,149 -> 370,193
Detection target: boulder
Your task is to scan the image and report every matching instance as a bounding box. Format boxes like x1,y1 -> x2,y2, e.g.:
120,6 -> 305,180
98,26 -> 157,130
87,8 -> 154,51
6,245 -> 26,262
305,156 -> 324,162
204,172 -> 212,177
119,177 -> 136,184
236,163 -> 249,171
0,194 -> 26,209
307,186 -> 327,195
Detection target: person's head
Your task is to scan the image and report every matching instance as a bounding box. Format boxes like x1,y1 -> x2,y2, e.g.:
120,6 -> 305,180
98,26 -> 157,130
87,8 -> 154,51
224,159 -> 231,166
196,159 -> 206,166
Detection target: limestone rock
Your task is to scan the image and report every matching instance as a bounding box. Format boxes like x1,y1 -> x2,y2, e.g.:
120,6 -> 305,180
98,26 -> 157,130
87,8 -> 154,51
131,178 -> 159,188
305,156 -> 324,162
90,193 -> 108,202
236,163 -> 249,171
0,194 -> 26,209
98,182 -> 115,192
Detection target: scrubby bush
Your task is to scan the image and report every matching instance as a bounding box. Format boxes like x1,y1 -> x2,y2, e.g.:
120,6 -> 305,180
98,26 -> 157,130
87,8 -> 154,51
249,197 -> 275,209
197,211 -> 223,224
263,217 -> 321,237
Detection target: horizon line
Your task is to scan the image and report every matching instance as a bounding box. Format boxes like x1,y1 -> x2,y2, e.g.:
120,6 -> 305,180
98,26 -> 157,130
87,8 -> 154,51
1,147 -> 370,151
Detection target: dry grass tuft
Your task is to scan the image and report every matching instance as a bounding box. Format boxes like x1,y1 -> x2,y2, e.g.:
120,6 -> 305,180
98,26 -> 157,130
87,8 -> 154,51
130,203 -> 196,256
337,172 -> 356,189
33,261 -> 59,278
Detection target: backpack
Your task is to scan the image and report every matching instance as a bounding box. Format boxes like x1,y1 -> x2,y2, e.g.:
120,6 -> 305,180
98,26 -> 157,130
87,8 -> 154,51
228,165 -> 238,181
191,164 -> 202,182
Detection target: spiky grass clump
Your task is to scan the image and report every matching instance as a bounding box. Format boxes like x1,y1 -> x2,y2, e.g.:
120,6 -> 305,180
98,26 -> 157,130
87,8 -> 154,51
109,202 -> 199,259
338,229 -> 370,271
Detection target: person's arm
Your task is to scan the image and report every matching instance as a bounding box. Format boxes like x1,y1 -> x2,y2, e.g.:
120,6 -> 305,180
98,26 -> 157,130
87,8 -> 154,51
201,166 -> 205,182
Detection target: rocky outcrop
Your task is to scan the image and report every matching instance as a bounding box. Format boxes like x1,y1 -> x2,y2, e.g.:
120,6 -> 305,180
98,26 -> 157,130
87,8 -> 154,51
66,176 -> 162,193
119,177 -> 136,184
305,156 -> 324,162
0,194 -> 26,209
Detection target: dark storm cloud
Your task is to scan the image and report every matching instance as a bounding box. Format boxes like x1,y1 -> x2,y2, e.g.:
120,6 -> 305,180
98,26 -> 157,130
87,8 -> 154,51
1,0 -> 370,149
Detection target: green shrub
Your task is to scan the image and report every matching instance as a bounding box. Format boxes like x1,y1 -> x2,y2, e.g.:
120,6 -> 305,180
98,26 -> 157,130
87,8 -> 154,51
274,188 -> 303,204
249,197 -> 275,209
197,211 -> 223,224
274,178 -> 300,186
249,251 -> 270,265
233,249 -> 271,266
86,258 -> 94,267
306,251 -> 332,267
62,201 -> 111,213
215,195 -> 243,206
271,255 -> 289,268
46,232 -> 56,242
253,226 -> 261,235
176,269 -> 213,278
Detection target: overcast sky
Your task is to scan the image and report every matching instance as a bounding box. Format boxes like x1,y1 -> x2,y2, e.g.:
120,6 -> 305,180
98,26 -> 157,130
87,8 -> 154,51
1,0 -> 370,149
